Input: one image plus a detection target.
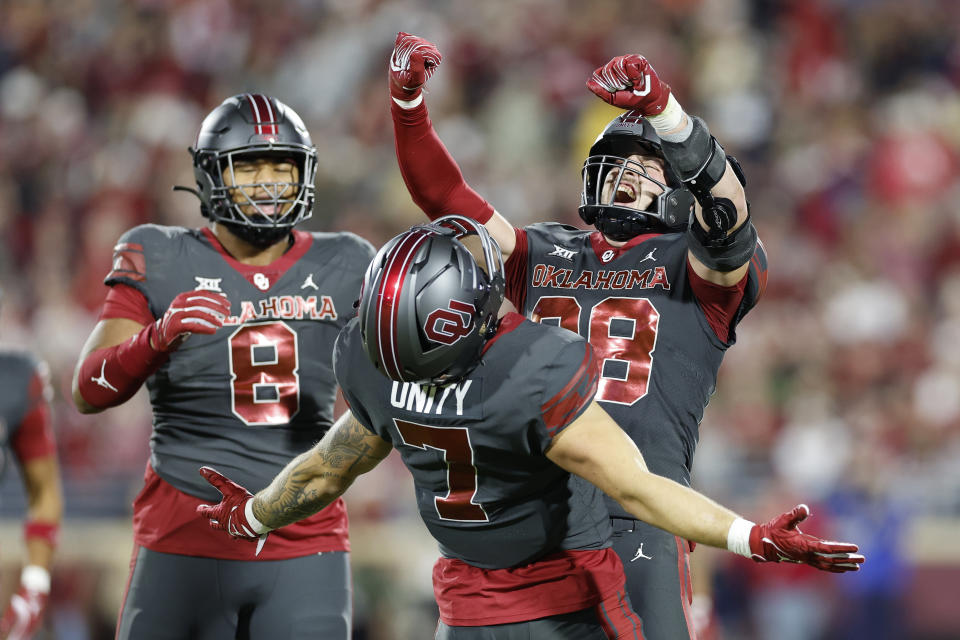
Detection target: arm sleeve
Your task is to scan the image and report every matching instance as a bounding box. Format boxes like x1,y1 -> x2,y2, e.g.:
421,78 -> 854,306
504,228 -> 529,311
392,100 -> 495,223
11,364 -> 56,462
536,340 -> 600,442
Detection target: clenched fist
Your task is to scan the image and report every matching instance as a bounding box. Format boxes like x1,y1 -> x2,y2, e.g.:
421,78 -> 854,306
389,32 -> 442,102
587,54 -> 672,116
152,290 -> 231,352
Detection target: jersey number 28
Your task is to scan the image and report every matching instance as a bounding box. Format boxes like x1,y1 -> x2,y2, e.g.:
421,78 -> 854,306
533,296 -> 659,406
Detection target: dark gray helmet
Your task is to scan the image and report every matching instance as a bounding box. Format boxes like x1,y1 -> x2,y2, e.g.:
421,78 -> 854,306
358,215 -> 505,384
579,110 -> 694,240
184,93 -> 317,248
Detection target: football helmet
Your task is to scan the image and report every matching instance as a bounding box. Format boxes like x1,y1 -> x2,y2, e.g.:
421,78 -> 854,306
358,215 -> 505,384
183,93 -> 317,248
579,110 -> 695,241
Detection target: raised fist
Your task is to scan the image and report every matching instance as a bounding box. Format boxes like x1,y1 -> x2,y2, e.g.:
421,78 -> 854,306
389,31 -> 442,101
750,504 -> 864,573
152,291 -> 231,352
587,54 -> 671,115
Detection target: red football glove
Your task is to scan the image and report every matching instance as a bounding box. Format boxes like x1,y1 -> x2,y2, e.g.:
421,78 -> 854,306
196,467 -> 271,551
587,54 -> 672,115
389,31 -> 442,101
152,291 -> 231,352
750,504 -> 864,573
0,567 -> 49,640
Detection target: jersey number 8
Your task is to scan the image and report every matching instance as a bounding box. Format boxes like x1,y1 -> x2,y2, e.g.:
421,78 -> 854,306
228,322 -> 301,425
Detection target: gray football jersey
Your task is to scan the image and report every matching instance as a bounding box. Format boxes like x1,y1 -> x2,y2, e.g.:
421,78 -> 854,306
333,314 -> 612,570
105,224 -> 374,501
516,223 -> 766,517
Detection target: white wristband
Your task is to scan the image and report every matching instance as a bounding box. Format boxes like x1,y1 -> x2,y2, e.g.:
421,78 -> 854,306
245,499 -> 271,535
392,94 -> 424,109
726,517 -> 755,559
21,565 -> 50,593
646,93 -> 685,134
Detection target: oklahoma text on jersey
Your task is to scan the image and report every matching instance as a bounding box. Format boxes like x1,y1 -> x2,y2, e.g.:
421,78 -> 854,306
222,294 -> 338,326
531,264 -> 671,290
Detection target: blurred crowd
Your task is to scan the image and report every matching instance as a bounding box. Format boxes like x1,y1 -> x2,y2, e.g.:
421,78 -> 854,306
1,0 -> 959,638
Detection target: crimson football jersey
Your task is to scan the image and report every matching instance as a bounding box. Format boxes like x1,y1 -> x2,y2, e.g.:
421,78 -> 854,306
508,223 -> 766,518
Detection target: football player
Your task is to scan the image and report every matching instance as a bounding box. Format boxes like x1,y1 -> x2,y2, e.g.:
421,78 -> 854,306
388,33 -> 767,638
197,218 -> 862,640
0,290 -> 62,640
71,94 -> 374,639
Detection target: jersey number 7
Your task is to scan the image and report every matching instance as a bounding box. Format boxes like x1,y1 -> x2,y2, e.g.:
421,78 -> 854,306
394,418 -> 489,522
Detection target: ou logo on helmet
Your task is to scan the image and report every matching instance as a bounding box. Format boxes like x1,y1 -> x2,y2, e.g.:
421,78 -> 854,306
424,300 -> 475,345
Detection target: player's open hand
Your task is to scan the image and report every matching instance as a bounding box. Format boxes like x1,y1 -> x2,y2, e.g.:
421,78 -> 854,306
152,291 -> 231,352
196,466 -> 271,555
750,504 -> 865,573
0,570 -> 48,640
389,32 -> 442,102
587,54 -> 671,115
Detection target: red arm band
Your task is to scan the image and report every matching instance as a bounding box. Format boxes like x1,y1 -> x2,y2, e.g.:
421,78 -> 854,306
24,521 -> 59,549
392,100 -> 495,224
76,322 -> 168,409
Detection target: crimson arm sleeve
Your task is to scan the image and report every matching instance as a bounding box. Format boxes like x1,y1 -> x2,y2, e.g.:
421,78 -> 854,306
392,100 -> 495,223
75,324 -> 168,409
77,286 -> 167,409
504,228 -> 529,310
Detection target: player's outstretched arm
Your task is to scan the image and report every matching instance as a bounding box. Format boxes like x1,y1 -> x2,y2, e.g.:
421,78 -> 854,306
546,401 -> 864,573
389,32 -> 516,259
198,411 -> 392,544
587,54 -> 754,286
73,290 -> 231,413
252,411 -> 392,529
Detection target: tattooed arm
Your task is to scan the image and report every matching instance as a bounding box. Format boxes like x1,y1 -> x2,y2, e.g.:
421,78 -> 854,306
252,411 -> 393,529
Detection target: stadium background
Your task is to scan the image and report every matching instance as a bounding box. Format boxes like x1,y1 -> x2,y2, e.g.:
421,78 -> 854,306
1,0 -> 959,638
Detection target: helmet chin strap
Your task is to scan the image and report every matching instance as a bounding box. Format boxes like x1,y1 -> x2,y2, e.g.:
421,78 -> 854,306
593,207 -> 664,241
